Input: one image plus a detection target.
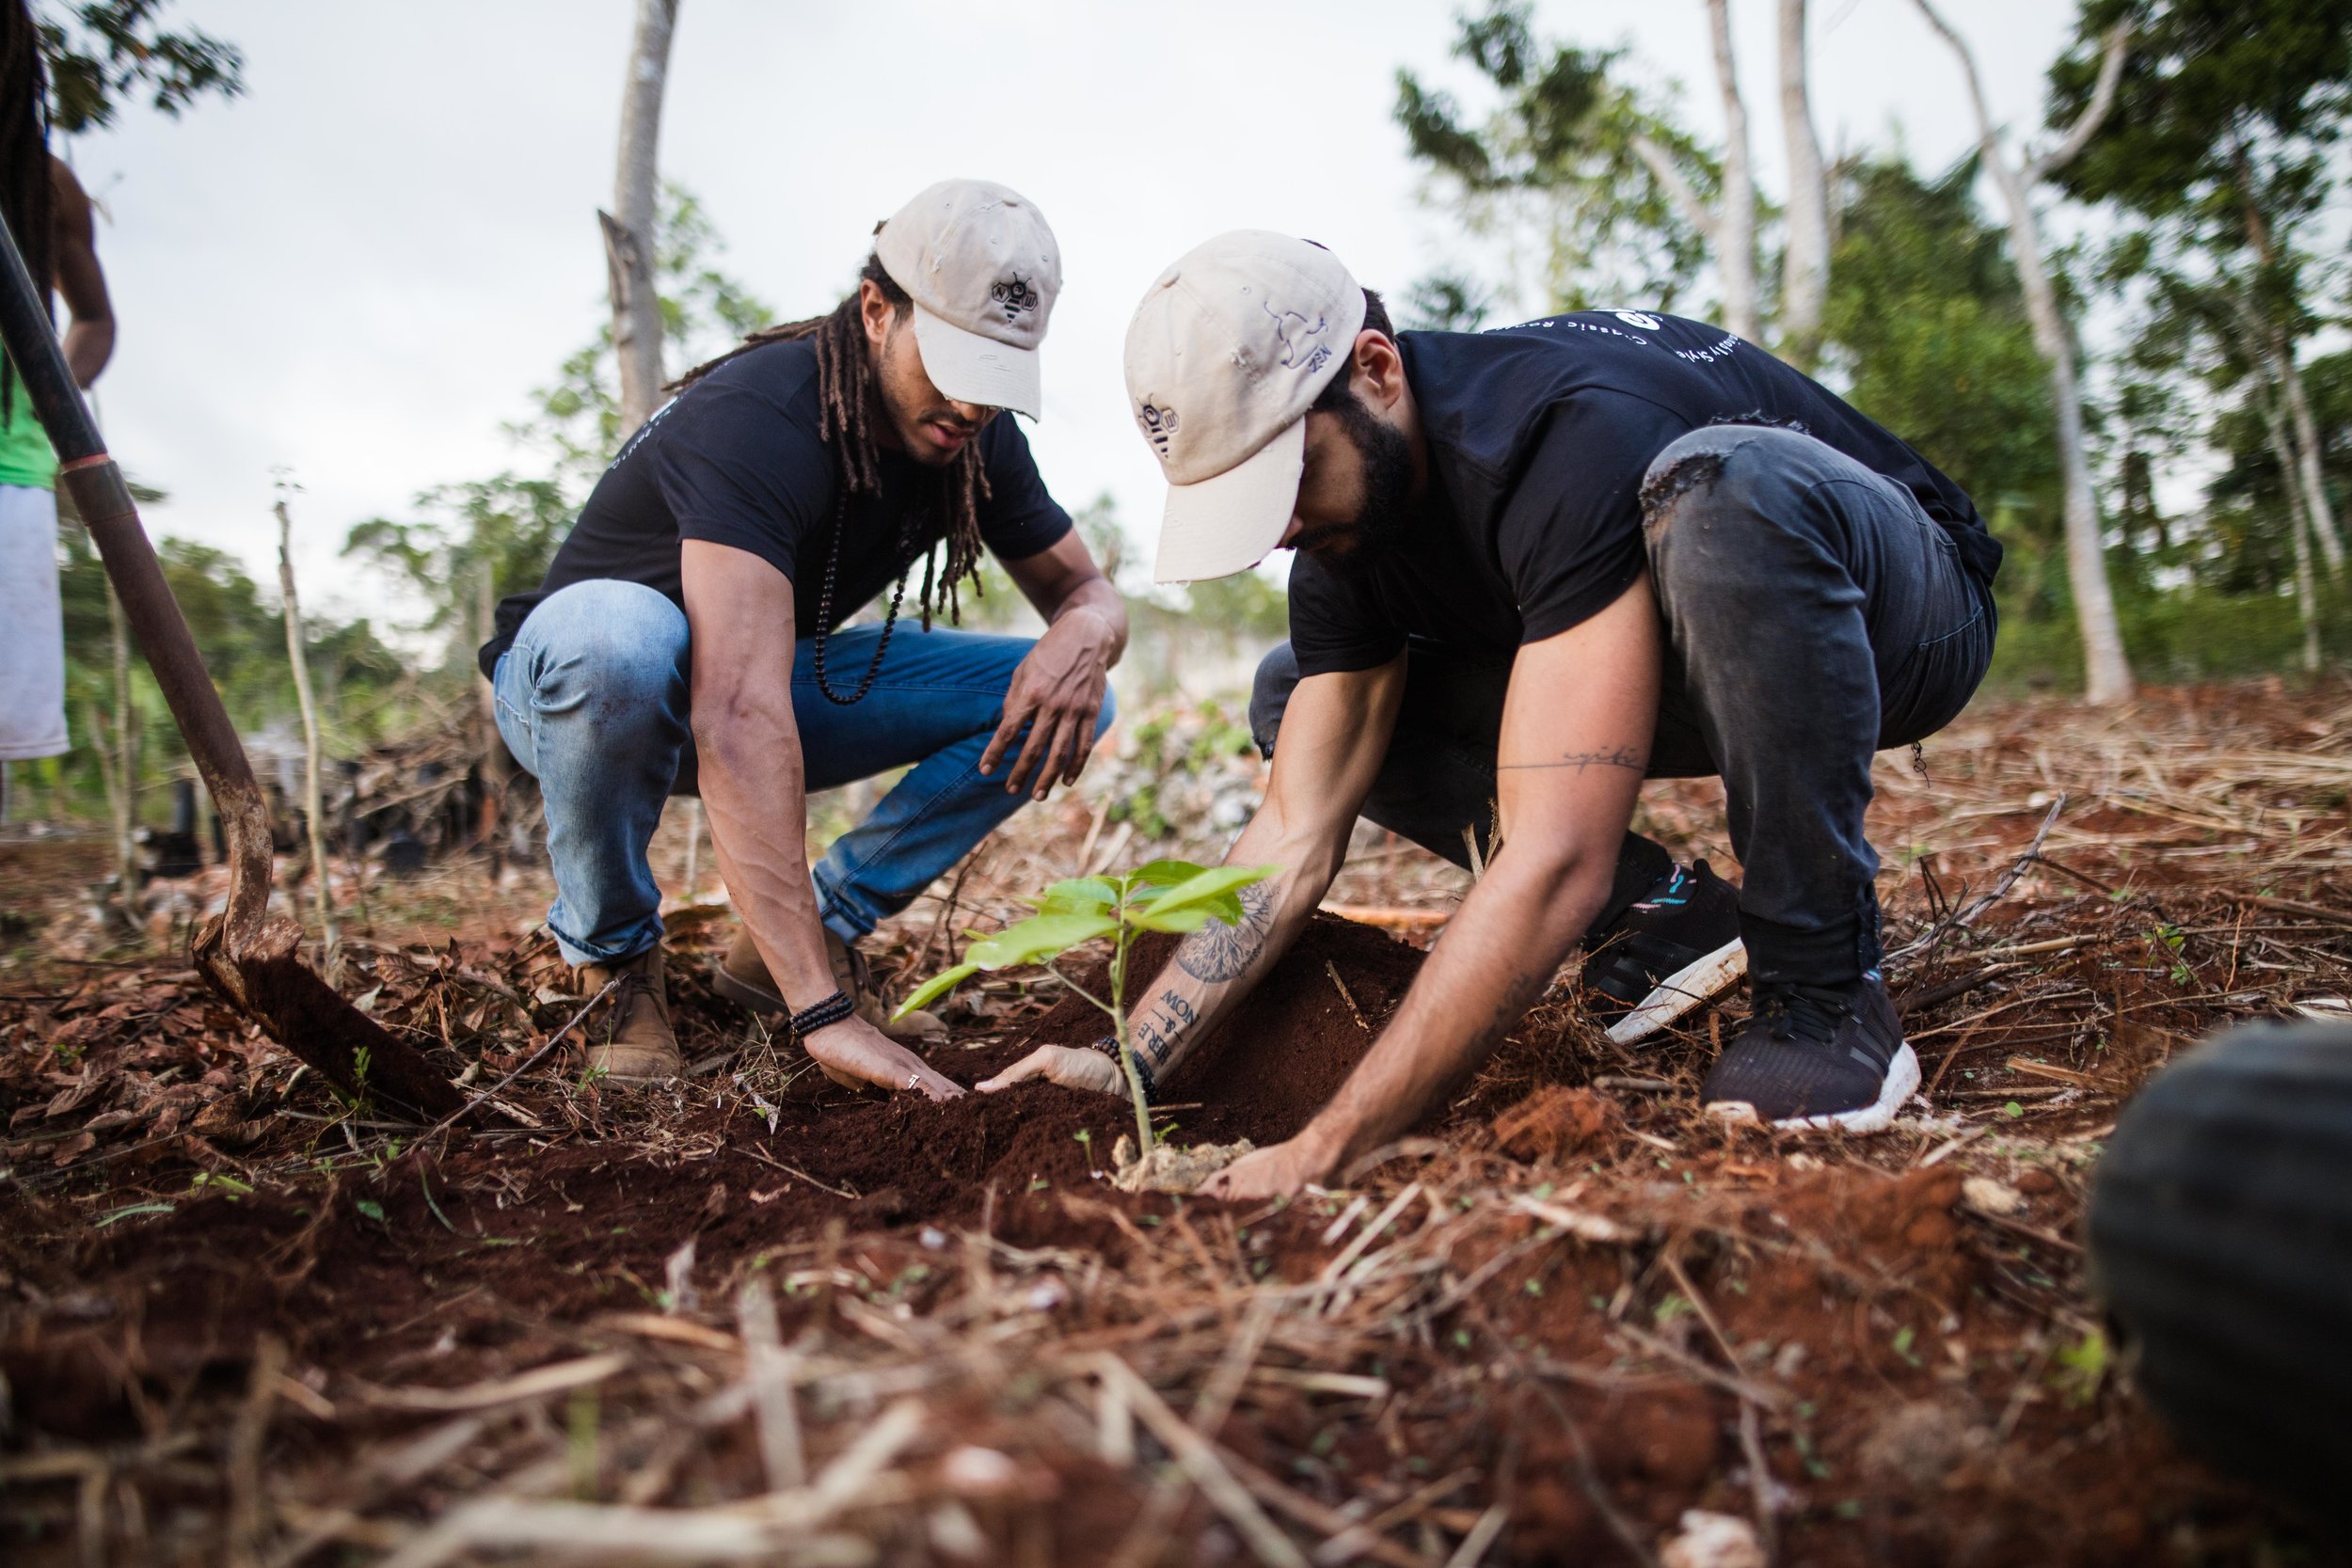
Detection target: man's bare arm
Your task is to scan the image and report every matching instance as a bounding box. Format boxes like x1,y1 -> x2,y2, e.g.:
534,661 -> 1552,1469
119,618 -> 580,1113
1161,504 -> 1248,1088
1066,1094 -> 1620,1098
980,655 -> 1406,1095
1203,578 -> 1662,1198
49,158 -> 112,388
681,540 -> 961,1099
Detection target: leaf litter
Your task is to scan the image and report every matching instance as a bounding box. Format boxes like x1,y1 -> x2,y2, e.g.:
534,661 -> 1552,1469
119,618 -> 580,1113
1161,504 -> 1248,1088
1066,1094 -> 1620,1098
1,678 -> 2347,1564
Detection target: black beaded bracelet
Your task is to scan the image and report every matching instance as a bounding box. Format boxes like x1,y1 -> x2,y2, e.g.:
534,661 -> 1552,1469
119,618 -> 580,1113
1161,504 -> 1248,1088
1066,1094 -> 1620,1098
1089,1034 -> 1154,1099
788,990 -> 856,1038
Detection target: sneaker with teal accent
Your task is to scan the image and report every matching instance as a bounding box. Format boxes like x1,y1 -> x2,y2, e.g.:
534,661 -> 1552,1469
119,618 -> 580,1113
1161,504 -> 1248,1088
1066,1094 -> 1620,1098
1581,860 -> 1747,1044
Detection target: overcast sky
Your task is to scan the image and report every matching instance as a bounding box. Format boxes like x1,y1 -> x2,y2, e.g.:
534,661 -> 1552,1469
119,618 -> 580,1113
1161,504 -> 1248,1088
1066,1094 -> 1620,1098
61,0 -> 2077,626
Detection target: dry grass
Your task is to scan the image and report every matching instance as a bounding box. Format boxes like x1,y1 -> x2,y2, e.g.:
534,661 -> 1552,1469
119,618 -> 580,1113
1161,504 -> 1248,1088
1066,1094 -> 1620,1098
2,677 -> 2347,1566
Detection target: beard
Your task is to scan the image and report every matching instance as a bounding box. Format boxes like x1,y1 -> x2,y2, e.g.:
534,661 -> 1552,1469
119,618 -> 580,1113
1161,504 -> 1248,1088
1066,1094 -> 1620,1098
1295,391 -> 1416,575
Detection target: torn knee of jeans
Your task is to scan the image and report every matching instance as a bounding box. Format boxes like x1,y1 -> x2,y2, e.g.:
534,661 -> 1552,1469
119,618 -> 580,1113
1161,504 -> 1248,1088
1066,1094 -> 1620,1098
1638,451 -> 1727,534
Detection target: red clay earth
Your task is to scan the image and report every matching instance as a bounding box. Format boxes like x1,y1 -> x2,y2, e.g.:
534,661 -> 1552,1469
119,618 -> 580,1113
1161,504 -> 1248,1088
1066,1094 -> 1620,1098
0,897 -> 2326,1563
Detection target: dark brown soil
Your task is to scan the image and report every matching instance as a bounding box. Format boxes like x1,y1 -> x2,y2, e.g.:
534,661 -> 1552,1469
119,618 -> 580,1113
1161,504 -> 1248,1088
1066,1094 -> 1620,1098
4,680 -> 2347,1566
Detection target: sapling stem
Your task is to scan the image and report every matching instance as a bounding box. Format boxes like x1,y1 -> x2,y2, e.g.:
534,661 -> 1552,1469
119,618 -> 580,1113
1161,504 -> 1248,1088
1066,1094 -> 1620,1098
1107,896 -> 1153,1153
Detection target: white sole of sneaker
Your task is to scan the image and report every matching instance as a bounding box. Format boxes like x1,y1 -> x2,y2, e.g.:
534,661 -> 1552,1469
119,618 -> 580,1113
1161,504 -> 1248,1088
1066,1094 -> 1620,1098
1703,1041 -> 1922,1135
1605,938 -> 1749,1046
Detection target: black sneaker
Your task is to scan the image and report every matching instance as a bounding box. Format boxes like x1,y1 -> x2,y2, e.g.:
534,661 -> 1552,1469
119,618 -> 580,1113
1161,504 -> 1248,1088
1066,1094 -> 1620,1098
1700,974 -> 1919,1133
1582,861 -> 1747,1044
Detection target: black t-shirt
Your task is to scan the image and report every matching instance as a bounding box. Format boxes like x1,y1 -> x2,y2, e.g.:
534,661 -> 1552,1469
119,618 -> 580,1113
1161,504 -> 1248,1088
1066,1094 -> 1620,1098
477,337 -> 1073,679
1287,313 -> 2000,676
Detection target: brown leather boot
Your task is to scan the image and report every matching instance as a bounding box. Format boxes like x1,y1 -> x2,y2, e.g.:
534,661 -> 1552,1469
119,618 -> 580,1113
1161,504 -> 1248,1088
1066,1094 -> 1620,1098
713,927 -> 948,1044
578,947 -> 680,1083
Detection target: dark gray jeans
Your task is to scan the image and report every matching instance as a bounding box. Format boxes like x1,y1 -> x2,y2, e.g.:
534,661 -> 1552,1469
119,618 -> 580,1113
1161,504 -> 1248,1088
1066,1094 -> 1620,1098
1252,424 -> 1995,985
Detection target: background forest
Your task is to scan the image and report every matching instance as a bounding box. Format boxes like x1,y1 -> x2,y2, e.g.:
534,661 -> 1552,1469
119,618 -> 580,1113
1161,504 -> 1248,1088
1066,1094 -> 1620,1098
8,0 -> 2348,836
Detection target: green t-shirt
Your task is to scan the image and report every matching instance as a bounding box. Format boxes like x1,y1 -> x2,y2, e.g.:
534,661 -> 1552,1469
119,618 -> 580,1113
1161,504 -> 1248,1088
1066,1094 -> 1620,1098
0,365 -> 56,490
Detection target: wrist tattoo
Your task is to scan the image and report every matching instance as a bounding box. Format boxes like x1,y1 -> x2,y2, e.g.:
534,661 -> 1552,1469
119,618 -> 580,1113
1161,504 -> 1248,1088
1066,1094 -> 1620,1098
1175,881 -> 1276,983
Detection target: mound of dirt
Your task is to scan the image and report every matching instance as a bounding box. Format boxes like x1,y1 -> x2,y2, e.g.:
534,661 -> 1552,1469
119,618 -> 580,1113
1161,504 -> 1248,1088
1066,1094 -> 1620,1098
1493,1085 -> 1618,1162
1015,912 -> 1424,1134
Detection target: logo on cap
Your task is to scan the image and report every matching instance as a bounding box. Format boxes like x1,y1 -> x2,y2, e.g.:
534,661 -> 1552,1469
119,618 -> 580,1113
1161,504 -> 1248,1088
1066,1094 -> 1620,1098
1136,400 -> 1180,460
1263,302 -> 1335,375
992,273 -> 1041,323
1613,310 -> 1662,330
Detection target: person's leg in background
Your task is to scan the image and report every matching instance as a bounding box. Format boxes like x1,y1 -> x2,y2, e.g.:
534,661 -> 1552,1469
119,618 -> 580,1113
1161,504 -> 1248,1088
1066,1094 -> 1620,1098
1247,640 -> 1742,1034
494,578 -> 692,1078
0,484 -> 71,805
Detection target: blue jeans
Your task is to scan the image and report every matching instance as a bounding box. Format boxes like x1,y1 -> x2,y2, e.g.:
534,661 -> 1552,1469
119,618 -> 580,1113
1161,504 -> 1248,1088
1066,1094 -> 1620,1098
1252,424 -> 1994,986
492,578 -> 1112,967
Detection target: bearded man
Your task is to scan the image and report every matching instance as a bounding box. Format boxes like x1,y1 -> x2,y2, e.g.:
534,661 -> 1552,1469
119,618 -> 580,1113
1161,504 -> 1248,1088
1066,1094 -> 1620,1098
480,181 -> 1123,1096
983,231 -> 1997,1198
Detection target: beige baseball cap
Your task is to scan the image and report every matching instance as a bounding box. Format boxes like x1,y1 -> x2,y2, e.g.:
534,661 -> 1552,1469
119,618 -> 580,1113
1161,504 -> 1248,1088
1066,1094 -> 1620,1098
875,179 -> 1061,420
1124,230 -> 1367,583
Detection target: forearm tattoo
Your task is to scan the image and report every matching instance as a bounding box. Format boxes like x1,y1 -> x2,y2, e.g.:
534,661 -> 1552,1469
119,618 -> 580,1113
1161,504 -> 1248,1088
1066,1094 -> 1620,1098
1174,881 -> 1276,983
1131,988 -> 1196,1067
1494,746 -> 1646,772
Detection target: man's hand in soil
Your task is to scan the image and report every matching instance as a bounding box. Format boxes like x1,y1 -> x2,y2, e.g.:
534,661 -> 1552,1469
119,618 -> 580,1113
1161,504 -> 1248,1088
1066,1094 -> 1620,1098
980,534 -> 1127,801
976,1042 -> 1124,1096
1199,1134 -> 1337,1202
806,1014 -> 966,1101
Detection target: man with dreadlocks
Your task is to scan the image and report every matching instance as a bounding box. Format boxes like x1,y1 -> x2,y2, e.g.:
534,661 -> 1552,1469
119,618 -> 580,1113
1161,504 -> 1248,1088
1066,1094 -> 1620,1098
480,180 -> 1123,1096
0,0 -> 116,788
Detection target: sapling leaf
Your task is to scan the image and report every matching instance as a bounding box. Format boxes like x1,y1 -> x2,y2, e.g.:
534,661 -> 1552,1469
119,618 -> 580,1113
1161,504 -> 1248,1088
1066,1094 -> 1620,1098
898,961 -> 984,1016
893,911 -> 1119,1017
1134,864 -> 1279,923
1125,859 -> 1211,896
1130,906 -> 1217,934
1034,877 -> 1119,914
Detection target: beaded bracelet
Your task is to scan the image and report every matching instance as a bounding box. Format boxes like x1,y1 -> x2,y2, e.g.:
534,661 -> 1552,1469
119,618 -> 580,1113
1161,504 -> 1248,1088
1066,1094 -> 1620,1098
1089,1035 -> 1154,1099
787,990 -> 855,1039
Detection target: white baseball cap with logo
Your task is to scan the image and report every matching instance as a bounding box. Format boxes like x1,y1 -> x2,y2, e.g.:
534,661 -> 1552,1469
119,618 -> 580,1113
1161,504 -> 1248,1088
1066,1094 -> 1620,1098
1123,230 -> 1368,583
875,178 -> 1061,420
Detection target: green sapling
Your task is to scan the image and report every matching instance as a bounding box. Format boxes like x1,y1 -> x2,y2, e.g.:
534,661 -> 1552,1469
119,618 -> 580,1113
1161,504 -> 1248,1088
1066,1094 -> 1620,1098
896,860 -> 1278,1154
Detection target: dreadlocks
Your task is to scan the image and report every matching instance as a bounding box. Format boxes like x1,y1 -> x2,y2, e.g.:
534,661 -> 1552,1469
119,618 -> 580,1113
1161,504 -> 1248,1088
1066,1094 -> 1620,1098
673,254 -> 993,637
0,0 -> 52,425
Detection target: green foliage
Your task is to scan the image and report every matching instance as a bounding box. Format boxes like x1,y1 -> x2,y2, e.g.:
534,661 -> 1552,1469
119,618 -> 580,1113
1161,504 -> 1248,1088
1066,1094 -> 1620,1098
2049,0 -> 2350,230
1395,1 -> 1714,313
1986,576 -> 2352,691
343,473 -> 571,659
1827,155 -> 2061,563
1107,702 -> 1256,839
37,0 -> 244,135
509,185 -> 771,496
31,524 -> 411,824
898,860 -> 1278,1152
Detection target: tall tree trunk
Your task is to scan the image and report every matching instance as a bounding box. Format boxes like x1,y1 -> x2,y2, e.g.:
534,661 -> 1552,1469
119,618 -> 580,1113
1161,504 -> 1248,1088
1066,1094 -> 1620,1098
1776,0 -> 1830,368
1708,0 -> 1758,342
276,498 -> 340,975
602,0 -> 678,438
2260,388 -> 2324,673
1915,0 -> 2133,705
2232,155 -> 2345,576
2278,346 -> 2345,575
